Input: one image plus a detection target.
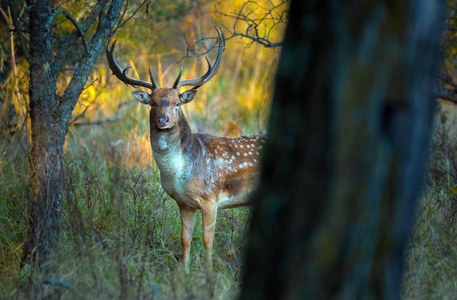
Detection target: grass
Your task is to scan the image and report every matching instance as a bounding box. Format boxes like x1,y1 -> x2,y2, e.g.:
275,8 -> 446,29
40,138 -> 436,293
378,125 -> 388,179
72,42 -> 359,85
0,21 -> 274,298
3,82 -> 457,299
2,48 -> 457,298
402,103 -> 457,298
0,137 -> 251,299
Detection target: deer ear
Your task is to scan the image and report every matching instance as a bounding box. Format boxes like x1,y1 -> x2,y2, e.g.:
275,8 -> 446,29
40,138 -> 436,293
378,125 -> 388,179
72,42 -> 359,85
179,89 -> 197,104
132,91 -> 151,105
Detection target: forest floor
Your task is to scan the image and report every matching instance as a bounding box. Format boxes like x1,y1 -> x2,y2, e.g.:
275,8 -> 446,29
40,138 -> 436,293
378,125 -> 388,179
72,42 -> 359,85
1,101 -> 457,299
402,102 -> 457,299
0,105 -> 254,299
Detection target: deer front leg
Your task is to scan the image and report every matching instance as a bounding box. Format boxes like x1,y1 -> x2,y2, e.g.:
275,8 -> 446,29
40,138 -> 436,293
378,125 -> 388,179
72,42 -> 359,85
201,203 -> 218,268
179,205 -> 196,269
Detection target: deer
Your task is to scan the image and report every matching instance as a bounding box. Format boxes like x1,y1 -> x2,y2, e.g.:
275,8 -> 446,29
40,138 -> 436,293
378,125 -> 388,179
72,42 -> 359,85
106,27 -> 265,268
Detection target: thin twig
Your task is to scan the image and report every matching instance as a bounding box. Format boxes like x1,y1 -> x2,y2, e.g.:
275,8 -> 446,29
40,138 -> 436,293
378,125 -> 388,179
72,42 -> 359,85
73,117 -> 121,127
113,0 -> 148,34
116,0 -> 130,30
68,104 -> 89,126
72,101 -> 129,127
212,0 -> 288,49
176,36 -> 221,63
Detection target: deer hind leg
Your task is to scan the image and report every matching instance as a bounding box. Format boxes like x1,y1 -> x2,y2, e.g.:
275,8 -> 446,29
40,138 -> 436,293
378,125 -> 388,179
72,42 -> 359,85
201,203 -> 218,268
179,205 -> 196,269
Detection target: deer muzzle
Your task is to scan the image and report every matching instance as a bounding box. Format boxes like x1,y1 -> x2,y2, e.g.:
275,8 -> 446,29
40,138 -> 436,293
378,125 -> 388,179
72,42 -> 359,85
158,114 -> 170,129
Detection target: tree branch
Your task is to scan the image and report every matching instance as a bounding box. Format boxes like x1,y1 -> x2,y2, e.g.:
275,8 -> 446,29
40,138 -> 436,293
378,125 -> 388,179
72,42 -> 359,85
112,0 -> 147,35
52,0 -> 110,76
72,101 -> 128,127
7,0 -> 30,61
214,0 -> 288,48
62,9 -> 89,53
47,8 -> 89,53
68,104 -> 89,126
59,0 -> 124,124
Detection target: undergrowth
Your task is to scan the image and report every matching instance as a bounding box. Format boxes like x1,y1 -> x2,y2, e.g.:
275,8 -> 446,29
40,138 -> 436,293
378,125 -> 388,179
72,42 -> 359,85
0,0 -> 281,298
0,137 -> 250,299
402,104 -> 457,298
3,85 -> 457,298
0,22 -> 272,299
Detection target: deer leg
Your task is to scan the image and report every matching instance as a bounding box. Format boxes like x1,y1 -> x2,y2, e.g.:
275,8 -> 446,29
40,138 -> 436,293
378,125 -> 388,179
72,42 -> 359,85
179,205 -> 196,269
201,203 -> 218,268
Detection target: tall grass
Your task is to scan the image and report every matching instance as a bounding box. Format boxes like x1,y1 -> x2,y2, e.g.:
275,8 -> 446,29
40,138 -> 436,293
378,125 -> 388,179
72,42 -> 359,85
402,103 -> 457,298
0,3 -> 280,297
0,139 -> 28,293
0,136 -> 251,298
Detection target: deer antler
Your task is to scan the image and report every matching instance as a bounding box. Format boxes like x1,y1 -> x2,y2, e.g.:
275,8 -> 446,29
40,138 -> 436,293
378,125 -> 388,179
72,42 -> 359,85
107,26 -> 225,91
174,26 -> 226,90
106,40 -> 159,89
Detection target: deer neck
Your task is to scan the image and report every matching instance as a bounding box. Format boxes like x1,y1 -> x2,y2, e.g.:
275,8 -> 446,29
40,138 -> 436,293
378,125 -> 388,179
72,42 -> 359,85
149,109 -> 196,175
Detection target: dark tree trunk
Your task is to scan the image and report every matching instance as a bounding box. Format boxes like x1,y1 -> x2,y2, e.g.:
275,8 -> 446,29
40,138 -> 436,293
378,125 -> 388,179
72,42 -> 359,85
240,0 -> 443,299
22,0 -> 64,265
19,0 -> 125,266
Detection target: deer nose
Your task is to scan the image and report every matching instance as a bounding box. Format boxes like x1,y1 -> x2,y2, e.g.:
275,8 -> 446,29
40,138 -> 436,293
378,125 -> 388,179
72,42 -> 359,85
158,114 -> 169,127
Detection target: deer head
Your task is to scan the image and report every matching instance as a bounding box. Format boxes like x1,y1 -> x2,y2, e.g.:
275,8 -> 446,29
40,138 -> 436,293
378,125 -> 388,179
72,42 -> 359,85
106,26 -> 225,130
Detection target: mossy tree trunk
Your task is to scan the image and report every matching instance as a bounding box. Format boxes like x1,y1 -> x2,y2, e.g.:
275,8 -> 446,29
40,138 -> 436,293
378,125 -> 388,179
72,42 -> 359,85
12,0 -> 125,267
240,0 -> 443,299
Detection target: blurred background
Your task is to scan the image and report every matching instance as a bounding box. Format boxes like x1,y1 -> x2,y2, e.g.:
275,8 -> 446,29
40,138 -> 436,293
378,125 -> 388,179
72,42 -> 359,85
0,0 -> 286,166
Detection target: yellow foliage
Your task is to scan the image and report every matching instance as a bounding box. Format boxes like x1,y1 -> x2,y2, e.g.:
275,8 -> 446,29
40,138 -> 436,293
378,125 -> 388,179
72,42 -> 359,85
3,0 -> 287,167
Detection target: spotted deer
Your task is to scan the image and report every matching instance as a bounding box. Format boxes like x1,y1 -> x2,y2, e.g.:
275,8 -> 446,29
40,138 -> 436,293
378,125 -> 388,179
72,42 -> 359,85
106,27 -> 265,268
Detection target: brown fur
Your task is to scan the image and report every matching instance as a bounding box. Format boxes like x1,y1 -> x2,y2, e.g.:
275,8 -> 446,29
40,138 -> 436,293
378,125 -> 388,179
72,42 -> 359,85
133,87 -> 265,268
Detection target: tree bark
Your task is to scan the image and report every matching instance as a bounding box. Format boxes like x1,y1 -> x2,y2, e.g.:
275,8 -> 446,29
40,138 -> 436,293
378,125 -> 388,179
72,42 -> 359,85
240,0 -> 443,299
20,0 -> 125,266
22,0 -> 63,266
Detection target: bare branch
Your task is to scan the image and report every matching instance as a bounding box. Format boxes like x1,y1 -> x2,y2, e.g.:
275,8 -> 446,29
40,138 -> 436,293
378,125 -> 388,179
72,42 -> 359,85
62,10 -> 89,53
72,101 -> 129,127
112,0 -> 148,34
73,116 -> 120,127
177,35 -> 221,63
52,0 -> 110,74
48,8 -> 89,53
7,0 -> 30,61
68,104 -> 89,126
46,7 -> 64,28
59,0 -> 125,121
213,0 -> 288,48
